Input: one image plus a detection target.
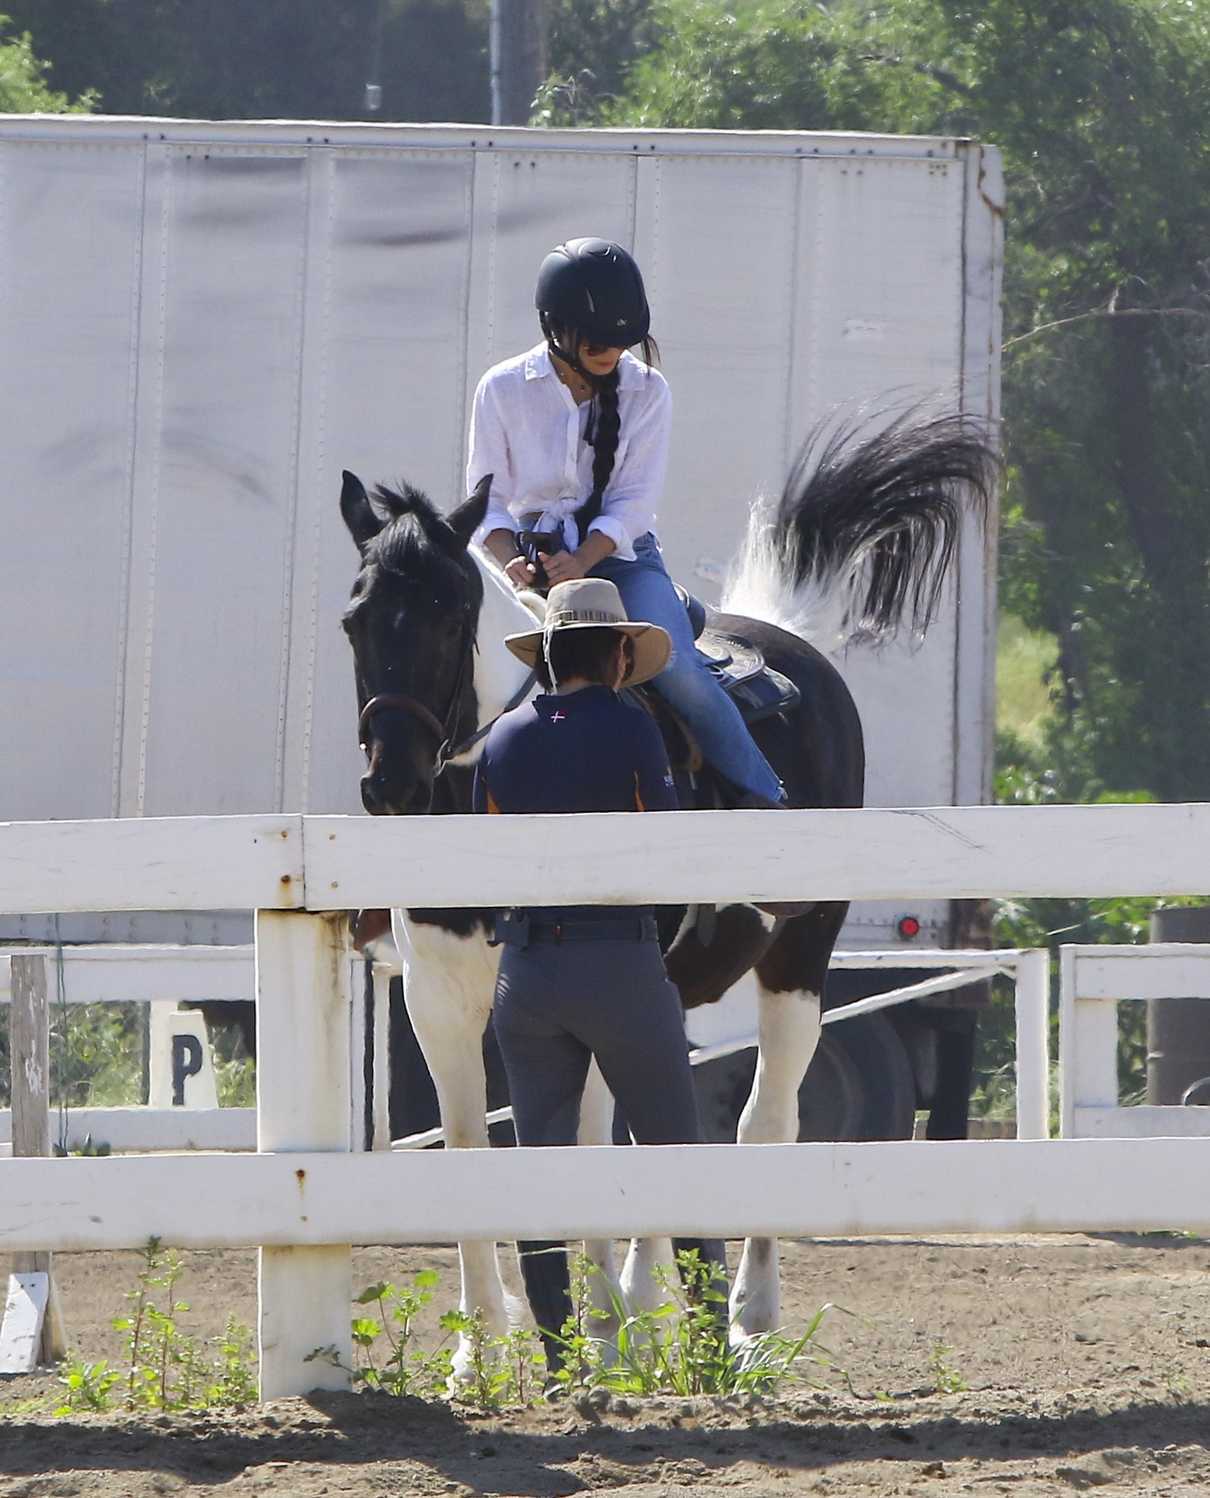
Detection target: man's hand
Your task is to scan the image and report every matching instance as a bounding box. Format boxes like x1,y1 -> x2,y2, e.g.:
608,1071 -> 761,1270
505,555 -> 538,589
539,550 -> 589,586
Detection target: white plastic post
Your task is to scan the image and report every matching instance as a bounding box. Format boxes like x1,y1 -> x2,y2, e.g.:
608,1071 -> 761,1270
1058,945 -> 1077,1137
1014,948 -> 1050,1141
349,960 -> 368,1151
371,964 -> 393,1151
255,911 -> 352,1399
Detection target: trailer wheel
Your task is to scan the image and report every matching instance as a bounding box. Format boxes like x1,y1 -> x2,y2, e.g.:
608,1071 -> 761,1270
692,1011 -> 914,1144
794,1031 -> 868,1141
822,1012 -> 917,1140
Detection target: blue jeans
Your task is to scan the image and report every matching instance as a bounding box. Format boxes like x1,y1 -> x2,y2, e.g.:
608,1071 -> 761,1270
591,534 -> 784,803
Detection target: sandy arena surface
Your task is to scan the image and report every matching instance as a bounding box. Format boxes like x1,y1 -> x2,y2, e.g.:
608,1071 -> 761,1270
2,1232 -> 1209,1495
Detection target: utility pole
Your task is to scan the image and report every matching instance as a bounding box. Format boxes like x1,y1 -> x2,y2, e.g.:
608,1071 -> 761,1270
491,0 -> 546,125
365,0 -> 386,114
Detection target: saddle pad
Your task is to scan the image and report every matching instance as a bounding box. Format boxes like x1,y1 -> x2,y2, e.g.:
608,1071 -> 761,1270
696,628 -> 801,725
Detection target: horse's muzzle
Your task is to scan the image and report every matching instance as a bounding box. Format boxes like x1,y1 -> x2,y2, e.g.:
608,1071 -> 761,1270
360,767 -> 433,816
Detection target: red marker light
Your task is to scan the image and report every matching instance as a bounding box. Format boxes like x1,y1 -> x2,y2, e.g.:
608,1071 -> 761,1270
897,914 -> 922,940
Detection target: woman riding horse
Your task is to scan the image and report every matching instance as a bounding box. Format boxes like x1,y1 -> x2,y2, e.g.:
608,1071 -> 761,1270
468,236 -> 785,808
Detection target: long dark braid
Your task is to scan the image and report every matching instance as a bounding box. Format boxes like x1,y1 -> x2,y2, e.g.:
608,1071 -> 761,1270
577,367 -> 621,533
540,316 -> 659,535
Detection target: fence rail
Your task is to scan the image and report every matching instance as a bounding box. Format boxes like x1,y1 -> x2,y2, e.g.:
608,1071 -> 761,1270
2,802 -> 1209,914
5,1138 -> 1209,1251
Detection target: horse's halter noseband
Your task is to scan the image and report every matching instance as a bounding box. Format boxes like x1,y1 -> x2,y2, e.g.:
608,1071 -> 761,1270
357,605 -> 537,778
357,603 -> 477,778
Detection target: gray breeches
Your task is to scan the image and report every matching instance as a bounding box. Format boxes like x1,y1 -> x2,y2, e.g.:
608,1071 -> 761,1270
492,929 -> 728,1357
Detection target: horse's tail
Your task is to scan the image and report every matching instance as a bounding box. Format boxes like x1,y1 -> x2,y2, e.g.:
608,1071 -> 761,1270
721,409 -> 998,650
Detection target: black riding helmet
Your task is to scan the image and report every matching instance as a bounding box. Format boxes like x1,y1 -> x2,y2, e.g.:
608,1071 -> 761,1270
535,238 -> 650,355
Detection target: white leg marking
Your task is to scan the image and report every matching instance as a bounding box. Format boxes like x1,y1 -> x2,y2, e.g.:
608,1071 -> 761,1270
730,984 -> 821,1340
620,1235 -> 678,1318
393,911 -> 513,1380
577,1061 -> 625,1344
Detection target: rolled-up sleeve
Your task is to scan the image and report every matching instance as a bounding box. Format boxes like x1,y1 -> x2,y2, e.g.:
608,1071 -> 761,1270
467,374 -> 516,536
588,375 -> 671,555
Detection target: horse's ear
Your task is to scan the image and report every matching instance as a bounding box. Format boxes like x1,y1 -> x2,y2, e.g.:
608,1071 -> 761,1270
341,470 -> 384,551
445,473 -> 493,550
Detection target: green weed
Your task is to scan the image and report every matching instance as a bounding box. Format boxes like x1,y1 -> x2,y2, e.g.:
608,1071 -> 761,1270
344,1255 -> 841,1409
550,1252 -> 838,1398
928,1342 -> 968,1394
53,1238 -> 257,1415
347,1270 -> 461,1399
54,1358 -> 120,1414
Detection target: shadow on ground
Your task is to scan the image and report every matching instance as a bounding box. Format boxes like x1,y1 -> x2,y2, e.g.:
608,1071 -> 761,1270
2,1393 -> 1209,1495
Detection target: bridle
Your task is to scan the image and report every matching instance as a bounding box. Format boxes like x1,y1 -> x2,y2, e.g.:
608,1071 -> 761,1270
357,607 -> 536,778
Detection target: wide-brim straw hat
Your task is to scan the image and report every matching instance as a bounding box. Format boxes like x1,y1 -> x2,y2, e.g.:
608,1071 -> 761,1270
504,577 -> 672,687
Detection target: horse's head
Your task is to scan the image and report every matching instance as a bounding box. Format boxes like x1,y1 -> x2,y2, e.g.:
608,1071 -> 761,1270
340,470 -> 491,814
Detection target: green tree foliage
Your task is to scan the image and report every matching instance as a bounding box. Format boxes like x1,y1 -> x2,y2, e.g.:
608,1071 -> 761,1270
537,0 -> 654,122
0,13 -> 91,111
1,0 -> 489,123
601,0 -> 1210,804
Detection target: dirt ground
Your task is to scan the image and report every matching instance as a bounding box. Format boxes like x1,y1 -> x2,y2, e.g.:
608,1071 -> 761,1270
2,1231 -> 1209,1496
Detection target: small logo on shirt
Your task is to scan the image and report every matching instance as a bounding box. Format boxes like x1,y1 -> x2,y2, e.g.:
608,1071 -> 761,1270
550,711 -> 567,723
664,773 -> 675,788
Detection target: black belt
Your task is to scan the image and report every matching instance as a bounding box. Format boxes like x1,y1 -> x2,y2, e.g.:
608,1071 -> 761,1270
492,912 -> 658,948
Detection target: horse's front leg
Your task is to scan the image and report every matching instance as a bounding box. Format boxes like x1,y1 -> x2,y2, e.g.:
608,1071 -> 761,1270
393,912 -> 512,1381
729,912 -> 834,1341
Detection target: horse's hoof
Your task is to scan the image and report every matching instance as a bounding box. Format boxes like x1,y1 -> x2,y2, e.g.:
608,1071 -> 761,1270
447,1333 -> 507,1393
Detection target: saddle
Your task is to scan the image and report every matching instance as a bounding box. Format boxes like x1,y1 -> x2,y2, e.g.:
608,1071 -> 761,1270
672,586 -> 800,731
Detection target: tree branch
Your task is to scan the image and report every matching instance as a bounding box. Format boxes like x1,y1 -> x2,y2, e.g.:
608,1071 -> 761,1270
1003,306 -> 1210,353
856,53 -> 974,98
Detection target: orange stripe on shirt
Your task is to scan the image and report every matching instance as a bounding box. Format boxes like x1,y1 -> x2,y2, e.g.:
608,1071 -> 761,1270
486,786 -> 501,814
633,771 -> 646,812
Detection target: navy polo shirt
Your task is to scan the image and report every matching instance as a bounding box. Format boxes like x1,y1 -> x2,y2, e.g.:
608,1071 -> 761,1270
472,684 -> 678,920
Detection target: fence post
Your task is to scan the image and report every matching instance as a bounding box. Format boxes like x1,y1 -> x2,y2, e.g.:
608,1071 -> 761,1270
1057,945 -> 1076,1137
255,911 -> 352,1399
1014,948 -> 1051,1141
5,954 -> 66,1365
371,963 -> 393,1150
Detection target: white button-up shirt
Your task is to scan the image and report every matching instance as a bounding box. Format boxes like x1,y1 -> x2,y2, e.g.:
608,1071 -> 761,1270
466,342 -> 671,562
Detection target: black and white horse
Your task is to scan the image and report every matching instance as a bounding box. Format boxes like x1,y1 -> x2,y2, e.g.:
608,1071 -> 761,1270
339,412 -> 995,1374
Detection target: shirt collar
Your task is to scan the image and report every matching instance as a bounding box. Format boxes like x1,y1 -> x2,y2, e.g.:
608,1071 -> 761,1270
523,343 -> 554,381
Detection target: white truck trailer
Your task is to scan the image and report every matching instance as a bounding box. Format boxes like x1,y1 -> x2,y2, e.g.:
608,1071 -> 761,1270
0,115 -> 1002,1136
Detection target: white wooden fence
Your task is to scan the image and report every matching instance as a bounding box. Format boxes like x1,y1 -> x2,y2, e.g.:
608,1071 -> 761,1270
0,944 -> 380,1154
1059,942 -> 1210,1138
2,942 -> 1053,1153
2,804 -> 1209,1400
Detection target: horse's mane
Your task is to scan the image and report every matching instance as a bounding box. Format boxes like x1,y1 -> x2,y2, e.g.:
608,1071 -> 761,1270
364,481 -> 463,573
